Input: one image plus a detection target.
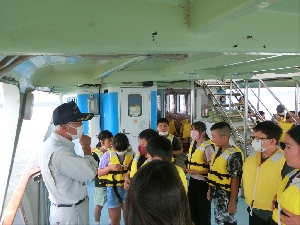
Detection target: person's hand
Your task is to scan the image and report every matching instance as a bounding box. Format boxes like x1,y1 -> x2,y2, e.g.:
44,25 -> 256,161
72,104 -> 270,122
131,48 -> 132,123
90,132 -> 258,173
290,112 -> 296,118
207,187 -> 211,201
187,169 -> 198,175
228,200 -> 237,214
182,166 -> 188,173
124,176 -> 130,190
271,195 -> 277,211
280,207 -> 300,225
277,117 -> 283,122
79,135 -> 91,155
110,164 -> 121,171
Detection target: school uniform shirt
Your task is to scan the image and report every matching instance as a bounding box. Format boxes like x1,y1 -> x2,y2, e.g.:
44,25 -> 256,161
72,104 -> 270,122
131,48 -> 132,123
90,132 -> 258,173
39,132 -> 98,205
170,135 -> 182,151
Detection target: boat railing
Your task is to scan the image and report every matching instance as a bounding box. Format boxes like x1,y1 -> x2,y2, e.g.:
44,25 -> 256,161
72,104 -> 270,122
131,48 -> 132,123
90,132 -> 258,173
198,80 -> 247,152
254,75 -> 298,124
1,149 -> 49,225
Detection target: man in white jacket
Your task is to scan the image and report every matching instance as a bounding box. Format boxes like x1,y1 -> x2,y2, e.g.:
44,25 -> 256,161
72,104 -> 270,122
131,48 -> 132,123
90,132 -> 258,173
39,101 -> 98,225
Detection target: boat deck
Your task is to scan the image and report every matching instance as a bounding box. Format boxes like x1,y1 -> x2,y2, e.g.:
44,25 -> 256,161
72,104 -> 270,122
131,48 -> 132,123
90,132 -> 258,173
86,180 -> 249,225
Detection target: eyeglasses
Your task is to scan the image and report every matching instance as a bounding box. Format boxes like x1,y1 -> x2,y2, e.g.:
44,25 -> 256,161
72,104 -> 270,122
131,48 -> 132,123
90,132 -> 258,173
250,136 -> 270,141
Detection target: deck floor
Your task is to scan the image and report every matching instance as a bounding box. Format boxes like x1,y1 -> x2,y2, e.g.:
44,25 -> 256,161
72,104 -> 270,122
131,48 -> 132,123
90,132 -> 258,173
87,179 -> 249,225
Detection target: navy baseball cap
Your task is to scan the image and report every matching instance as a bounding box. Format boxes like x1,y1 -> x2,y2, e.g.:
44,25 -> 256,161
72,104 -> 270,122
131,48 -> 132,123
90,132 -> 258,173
53,101 -> 94,125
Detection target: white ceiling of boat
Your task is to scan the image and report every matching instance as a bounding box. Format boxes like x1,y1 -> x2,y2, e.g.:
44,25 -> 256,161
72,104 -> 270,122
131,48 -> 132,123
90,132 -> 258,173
0,0 -> 299,93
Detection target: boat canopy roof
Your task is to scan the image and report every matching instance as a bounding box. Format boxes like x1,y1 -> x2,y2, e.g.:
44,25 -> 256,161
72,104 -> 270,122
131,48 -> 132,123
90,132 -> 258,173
0,0 -> 299,93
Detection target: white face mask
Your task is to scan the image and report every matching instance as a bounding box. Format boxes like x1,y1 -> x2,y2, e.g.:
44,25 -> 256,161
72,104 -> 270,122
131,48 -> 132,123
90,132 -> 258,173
116,150 -> 127,156
159,131 -> 168,136
251,139 -> 268,152
67,124 -> 84,140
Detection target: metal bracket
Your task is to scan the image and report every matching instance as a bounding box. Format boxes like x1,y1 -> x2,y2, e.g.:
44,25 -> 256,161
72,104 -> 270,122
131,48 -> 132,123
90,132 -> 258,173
33,174 -> 41,182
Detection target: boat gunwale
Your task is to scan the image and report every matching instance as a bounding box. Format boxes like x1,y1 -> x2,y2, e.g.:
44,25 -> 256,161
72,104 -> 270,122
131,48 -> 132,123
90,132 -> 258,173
2,149 -> 40,225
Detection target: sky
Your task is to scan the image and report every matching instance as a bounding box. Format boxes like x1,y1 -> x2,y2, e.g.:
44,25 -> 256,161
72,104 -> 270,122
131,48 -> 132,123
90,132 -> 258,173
246,87 -> 299,119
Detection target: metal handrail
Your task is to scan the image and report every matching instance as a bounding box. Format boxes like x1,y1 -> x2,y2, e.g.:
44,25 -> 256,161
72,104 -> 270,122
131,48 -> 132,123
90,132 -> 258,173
231,80 -> 265,124
255,75 -> 298,124
216,80 -> 256,133
1,150 -> 48,225
199,80 -> 246,151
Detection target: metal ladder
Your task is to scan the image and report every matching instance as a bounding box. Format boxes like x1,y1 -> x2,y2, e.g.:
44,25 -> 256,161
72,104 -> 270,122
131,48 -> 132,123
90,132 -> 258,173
196,79 -> 263,155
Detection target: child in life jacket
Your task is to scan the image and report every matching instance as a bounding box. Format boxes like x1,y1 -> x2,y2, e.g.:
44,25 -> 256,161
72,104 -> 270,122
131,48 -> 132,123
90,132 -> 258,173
97,133 -> 134,225
127,135 -> 187,193
157,118 -> 183,158
185,121 -> 215,225
124,128 -> 159,190
244,121 -> 293,225
270,125 -> 300,225
207,122 -> 243,225
92,130 -> 113,225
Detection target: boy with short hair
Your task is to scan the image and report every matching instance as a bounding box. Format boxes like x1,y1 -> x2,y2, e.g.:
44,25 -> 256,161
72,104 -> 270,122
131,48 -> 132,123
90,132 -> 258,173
125,135 -> 188,193
273,104 -> 286,122
144,136 -> 188,193
124,129 -> 159,189
207,122 -> 243,225
157,118 -> 183,155
243,121 -> 294,225
136,128 -> 159,168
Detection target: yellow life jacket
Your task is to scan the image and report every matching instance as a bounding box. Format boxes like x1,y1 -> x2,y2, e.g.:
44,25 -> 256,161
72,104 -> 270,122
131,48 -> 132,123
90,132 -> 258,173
272,170 -> 300,224
92,148 -> 107,185
175,165 -> 188,194
274,114 -> 286,123
130,157 -> 187,193
278,122 -> 294,143
167,134 -> 174,142
130,153 -> 140,178
207,146 -> 243,191
167,134 -> 176,162
186,140 -> 214,178
130,157 -> 150,178
92,147 -> 103,159
106,149 -> 134,186
243,148 -> 285,210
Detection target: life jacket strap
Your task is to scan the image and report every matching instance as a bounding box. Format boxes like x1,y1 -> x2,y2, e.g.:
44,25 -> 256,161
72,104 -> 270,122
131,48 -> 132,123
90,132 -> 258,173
209,170 -> 231,180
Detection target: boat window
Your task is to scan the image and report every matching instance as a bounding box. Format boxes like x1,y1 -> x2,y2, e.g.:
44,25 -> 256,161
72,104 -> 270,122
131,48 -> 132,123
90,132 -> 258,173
128,94 -> 142,117
167,94 -> 175,113
177,94 -> 186,114
157,95 -> 160,111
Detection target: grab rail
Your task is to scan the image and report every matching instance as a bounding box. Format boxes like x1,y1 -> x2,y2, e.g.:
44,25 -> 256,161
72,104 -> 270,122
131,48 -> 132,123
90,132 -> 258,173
1,150 -> 49,225
255,76 -> 298,124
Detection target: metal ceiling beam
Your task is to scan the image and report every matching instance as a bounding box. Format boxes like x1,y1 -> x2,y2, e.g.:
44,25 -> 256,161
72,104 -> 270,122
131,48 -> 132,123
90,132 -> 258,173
159,55 -> 266,76
92,56 -> 150,79
0,56 -> 33,79
216,56 -> 300,76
